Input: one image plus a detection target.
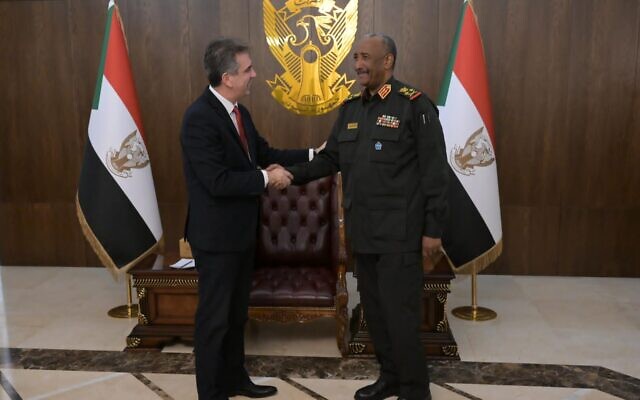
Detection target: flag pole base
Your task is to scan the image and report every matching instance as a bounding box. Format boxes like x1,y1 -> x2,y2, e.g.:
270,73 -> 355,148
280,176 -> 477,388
108,304 -> 139,319
108,274 -> 138,318
452,306 -> 497,321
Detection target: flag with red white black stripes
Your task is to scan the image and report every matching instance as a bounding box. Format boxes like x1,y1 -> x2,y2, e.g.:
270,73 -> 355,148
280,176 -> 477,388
76,0 -> 162,278
438,0 -> 503,273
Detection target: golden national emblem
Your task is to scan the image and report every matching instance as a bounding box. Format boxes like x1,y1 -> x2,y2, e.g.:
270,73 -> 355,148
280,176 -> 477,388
263,0 -> 358,115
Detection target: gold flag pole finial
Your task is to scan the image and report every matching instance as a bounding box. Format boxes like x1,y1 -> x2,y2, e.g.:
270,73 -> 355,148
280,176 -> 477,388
107,274 -> 139,318
452,271 -> 496,321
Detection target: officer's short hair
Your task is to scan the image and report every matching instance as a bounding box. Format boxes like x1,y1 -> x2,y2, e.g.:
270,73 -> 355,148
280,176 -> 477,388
364,33 -> 397,68
204,38 -> 249,87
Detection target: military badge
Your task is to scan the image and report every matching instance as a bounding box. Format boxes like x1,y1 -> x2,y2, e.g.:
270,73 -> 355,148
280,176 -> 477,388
347,122 -> 358,129
399,86 -> 422,100
450,127 -> 496,176
376,114 -> 400,128
374,141 -> 382,150
263,0 -> 358,115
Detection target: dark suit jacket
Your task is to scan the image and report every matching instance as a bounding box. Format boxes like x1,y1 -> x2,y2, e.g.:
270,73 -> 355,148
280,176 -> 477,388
181,87 -> 308,252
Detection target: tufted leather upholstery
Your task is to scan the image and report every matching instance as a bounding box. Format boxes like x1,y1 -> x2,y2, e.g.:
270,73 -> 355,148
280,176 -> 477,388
251,175 -> 340,307
251,266 -> 335,307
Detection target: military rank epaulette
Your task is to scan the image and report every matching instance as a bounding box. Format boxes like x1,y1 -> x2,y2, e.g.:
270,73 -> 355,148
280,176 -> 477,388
398,86 -> 422,100
342,92 -> 361,105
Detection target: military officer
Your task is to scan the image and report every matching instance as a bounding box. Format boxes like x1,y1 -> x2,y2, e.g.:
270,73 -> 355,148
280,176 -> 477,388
287,33 -> 449,400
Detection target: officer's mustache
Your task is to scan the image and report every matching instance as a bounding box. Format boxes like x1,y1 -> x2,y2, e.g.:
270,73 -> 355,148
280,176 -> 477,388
356,68 -> 369,75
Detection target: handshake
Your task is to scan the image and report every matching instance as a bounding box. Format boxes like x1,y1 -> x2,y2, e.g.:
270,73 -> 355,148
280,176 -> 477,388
265,164 -> 293,190
264,142 -> 325,190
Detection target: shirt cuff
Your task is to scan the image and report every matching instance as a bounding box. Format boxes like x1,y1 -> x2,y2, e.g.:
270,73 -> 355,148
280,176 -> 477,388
261,169 -> 269,188
309,148 -> 315,161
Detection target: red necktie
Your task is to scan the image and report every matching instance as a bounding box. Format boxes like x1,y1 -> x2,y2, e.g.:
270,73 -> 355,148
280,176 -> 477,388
232,106 -> 250,156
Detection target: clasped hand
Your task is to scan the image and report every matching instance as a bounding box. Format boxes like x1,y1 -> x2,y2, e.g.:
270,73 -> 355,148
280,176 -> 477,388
422,236 -> 442,273
266,164 -> 292,190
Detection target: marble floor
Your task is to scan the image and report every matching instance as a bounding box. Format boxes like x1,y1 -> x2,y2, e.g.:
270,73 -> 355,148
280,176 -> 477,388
0,265 -> 638,399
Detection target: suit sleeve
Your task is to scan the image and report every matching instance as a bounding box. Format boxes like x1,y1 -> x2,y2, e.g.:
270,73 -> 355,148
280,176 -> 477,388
181,109 -> 265,197
414,97 -> 449,238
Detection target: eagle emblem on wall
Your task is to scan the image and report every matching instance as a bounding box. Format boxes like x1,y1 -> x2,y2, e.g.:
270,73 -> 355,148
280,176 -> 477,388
263,0 -> 358,115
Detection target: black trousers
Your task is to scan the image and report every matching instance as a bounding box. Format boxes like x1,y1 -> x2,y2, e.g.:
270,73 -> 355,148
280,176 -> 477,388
356,252 -> 428,400
192,246 -> 255,400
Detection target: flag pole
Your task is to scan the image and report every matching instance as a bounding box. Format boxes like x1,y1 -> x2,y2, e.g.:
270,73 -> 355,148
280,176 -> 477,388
452,271 -> 496,321
107,274 -> 139,318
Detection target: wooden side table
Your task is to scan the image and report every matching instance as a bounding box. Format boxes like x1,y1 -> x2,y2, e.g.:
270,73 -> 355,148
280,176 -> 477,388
126,262 -> 198,351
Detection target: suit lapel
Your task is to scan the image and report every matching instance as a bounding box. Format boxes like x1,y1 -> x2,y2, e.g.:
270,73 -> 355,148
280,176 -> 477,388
203,89 -> 252,165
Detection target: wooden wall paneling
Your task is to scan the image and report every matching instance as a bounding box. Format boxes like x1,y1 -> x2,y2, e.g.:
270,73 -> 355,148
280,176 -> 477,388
1,1 -> 81,204
563,0 -> 639,209
489,205 -> 561,275
0,2 -> 14,205
554,207 -> 640,277
220,0 -> 250,115
357,0 -> 374,39
595,0 -> 640,208
555,0 -> 640,275
372,0 -> 440,95
187,0 -> 220,101
67,0 -> 106,125
1,203 -> 87,266
218,0 -> 250,40
593,209 -> 640,277
479,1 -> 573,275
608,209 -> 640,277
626,5 -> 640,211
158,202 -> 187,256
484,0 -> 571,209
489,206 -> 532,275
0,1 -> 86,266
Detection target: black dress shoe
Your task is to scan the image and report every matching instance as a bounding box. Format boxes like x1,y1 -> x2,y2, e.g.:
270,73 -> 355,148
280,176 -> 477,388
354,378 -> 399,400
227,381 -> 277,398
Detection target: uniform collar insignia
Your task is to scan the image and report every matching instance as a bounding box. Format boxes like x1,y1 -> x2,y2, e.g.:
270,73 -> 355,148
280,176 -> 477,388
377,84 -> 392,100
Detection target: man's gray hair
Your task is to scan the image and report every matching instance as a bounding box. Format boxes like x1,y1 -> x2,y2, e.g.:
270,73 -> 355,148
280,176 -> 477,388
363,33 -> 397,68
204,38 -> 249,86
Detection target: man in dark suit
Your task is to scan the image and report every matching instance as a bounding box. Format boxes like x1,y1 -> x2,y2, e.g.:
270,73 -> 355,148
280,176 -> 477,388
181,38 -> 315,400
287,34 -> 449,400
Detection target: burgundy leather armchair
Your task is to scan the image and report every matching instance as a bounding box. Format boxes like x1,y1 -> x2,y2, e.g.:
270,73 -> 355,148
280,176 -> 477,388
248,174 -> 349,356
